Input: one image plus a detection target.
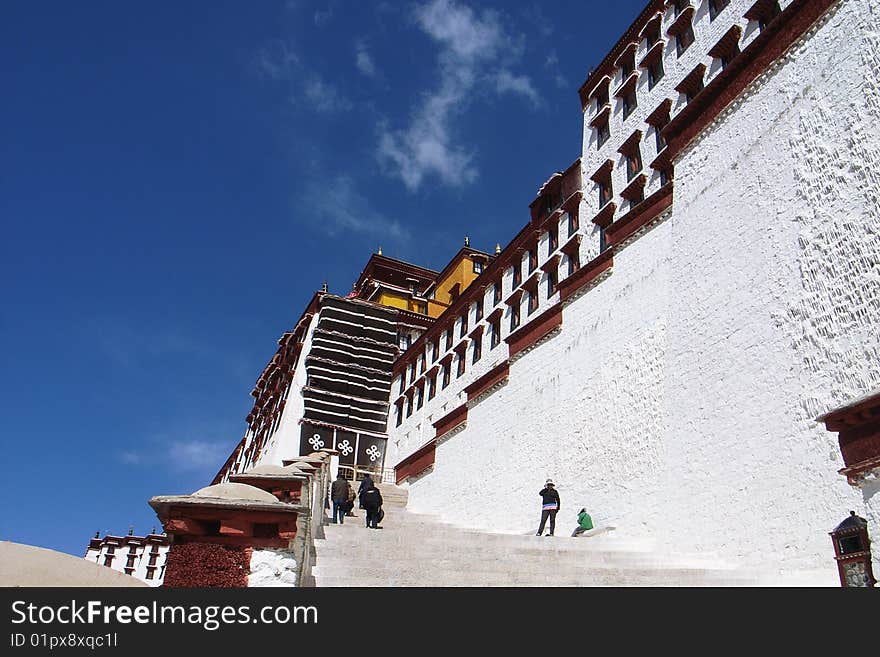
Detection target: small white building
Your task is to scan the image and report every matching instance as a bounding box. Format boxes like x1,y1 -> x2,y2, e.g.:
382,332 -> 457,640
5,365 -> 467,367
83,531 -> 169,587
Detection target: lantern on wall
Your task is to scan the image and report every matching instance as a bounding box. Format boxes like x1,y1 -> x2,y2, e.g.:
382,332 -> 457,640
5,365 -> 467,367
830,511 -> 875,588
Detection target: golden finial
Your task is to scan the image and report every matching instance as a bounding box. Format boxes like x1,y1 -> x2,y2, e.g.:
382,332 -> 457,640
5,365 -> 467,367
377,246 -> 383,255
495,243 -> 501,255
464,236 -> 470,247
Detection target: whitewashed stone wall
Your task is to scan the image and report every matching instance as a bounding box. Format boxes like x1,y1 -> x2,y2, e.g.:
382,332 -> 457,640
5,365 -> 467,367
402,0 -> 880,572
248,548 -> 298,587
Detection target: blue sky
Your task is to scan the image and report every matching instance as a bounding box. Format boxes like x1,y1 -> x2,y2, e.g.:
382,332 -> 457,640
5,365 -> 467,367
0,0 -> 646,556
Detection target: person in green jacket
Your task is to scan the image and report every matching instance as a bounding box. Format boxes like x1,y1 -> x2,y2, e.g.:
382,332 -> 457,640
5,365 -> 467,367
571,508 -> 594,537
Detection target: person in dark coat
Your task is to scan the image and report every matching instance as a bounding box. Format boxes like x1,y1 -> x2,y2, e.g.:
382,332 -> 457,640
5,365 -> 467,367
360,483 -> 384,529
330,473 -> 351,525
357,473 -> 375,504
536,478 -> 561,536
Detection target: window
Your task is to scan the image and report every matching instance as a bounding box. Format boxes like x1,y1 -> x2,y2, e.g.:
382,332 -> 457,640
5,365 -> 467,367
620,52 -> 635,79
644,21 -> 661,49
107,546 -> 115,554
456,353 -> 465,378
416,385 -> 424,410
406,395 -> 413,418
676,23 -> 694,56
126,555 -> 136,568
596,118 -> 610,148
647,57 -> 664,90
441,364 -> 450,389
655,117 -> 668,152
527,288 -> 538,315
418,354 -> 426,375
395,402 -> 403,427
414,302 -> 428,315
568,250 -> 580,276
622,87 -> 637,119
472,336 -> 482,363
145,567 -> 155,580
510,302 -> 521,331
475,299 -> 483,321
598,177 -> 613,207
408,363 -> 415,385
445,330 -> 453,350
431,339 -> 439,362
719,45 -> 739,71
660,167 -> 673,186
104,556 -> 114,567
595,85 -> 609,109
599,227 -> 608,253
628,184 -> 645,209
404,333 -> 413,349
459,314 -> 468,338
709,0 -> 729,21
685,76 -> 703,103
547,269 -> 558,297
148,554 -> 158,566
428,374 -> 436,400
567,210 -> 579,236
512,263 -> 521,287
528,248 -> 537,273
493,282 -> 501,306
548,227 -> 558,252
473,259 -> 483,274
490,317 -> 501,348
756,1 -> 781,31
673,0 -> 689,15
626,146 -> 643,181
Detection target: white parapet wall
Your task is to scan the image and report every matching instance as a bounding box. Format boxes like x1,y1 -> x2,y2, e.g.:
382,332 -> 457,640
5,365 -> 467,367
400,0 -> 880,572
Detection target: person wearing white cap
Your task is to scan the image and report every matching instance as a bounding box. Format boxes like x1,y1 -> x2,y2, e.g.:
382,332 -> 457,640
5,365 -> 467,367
536,478 -> 561,536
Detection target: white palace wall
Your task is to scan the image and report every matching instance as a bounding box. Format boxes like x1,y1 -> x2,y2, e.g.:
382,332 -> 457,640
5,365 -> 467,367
404,0 -> 880,570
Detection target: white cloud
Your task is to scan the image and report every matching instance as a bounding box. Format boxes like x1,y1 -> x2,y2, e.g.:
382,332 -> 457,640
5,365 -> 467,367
303,175 -> 409,242
494,70 -> 541,107
377,0 -> 536,191
314,7 -> 334,26
356,43 -> 377,78
255,40 -> 352,114
168,440 -> 231,472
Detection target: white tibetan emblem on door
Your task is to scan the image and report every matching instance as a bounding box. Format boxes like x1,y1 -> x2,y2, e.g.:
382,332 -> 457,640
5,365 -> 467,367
366,444 -> 382,462
309,433 -> 325,450
337,439 -> 354,456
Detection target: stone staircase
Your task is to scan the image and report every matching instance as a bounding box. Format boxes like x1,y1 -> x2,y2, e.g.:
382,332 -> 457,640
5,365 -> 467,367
311,484 -> 837,587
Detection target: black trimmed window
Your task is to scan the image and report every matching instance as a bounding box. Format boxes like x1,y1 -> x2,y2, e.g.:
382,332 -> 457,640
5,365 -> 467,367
460,313 -> 468,338
416,385 -> 424,410
456,353 -> 466,378
567,210 -> 579,236
622,87 -> 638,119
755,1 -> 781,31
406,395 -> 413,418
490,317 -> 501,348
647,57 -> 664,90
625,147 -> 643,181
547,269 -> 558,297
441,364 -> 450,389
548,226 -> 558,252
596,118 -> 610,148
527,289 -> 538,315
709,0 -> 730,21
472,259 -> 484,274
445,329 -> 453,350
598,174 -> 613,207
493,282 -> 501,306
395,401 -> 403,426
528,248 -> 538,273
676,23 -> 694,57
427,374 -> 437,400
472,336 -> 482,364
568,250 -> 580,276
475,299 -> 483,322
599,228 -> 608,254
510,303 -> 520,331
512,262 -> 522,287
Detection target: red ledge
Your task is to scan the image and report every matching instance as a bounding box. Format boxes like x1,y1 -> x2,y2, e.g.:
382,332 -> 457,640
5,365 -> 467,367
590,159 -> 613,182
504,304 -> 562,358
486,306 -> 504,322
618,130 -> 643,154
589,104 -> 611,127
561,190 -> 583,214
638,12 -> 663,40
620,173 -> 647,201
650,148 -> 671,170
605,182 -> 673,247
638,40 -> 664,68
560,233 -> 582,256
464,360 -> 510,401
505,288 -> 524,306
665,6 -> 695,37
558,250 -> 614,303
613,71 -> 639,98
645,98 -> 672,126
664,0 -> 838,161
593,202 -> 617,228
541,253 -> 562,273
395,440 -> 437,484
432,404 -> 468,439
613,42 -> 637,68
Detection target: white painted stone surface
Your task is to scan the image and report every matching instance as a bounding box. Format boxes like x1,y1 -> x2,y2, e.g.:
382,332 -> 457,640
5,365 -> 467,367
396,0 -> 880,573
248,548 -> 298,587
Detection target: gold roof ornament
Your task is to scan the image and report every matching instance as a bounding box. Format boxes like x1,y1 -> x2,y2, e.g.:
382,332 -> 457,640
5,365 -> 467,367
495,243 -> 501,254
377,246 -> 383,255
464,236 -> 470,247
